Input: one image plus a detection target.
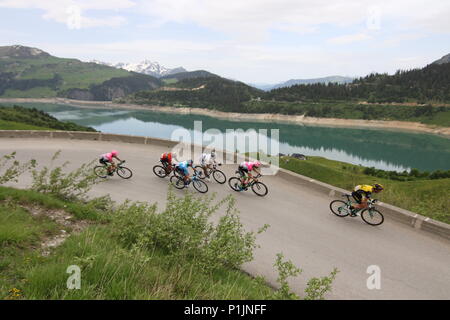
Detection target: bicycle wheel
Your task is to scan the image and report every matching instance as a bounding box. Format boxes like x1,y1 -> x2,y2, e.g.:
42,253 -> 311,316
251,181 -> 268,197
361,209 -> 384,226
153,165 -> 168,178
194,166 -> 207,179
170,175 -> 185,189
116,166 -> 133,179
212,169 -> 226,184
330,200 -> 350,217
94,166 -> 108,178
228,177 -> 242,192
193,179 -> 208,193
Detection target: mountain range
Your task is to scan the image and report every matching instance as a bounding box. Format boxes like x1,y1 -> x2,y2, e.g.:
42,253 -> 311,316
432,53 -> 450,65
250,76 -> 354,91
91,59 -> 186,78
0,45 -> 449,106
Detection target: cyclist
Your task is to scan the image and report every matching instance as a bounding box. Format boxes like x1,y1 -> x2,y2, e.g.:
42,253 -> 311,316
160,151 -> 179,173
199,149 -> 218,181
350,183 -> 384,216
175,159 -> 194,187
238,160 -> 261,190
99,150 -> 123,175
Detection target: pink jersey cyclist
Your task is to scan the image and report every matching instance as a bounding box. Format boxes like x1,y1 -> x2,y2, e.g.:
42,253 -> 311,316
238,161 -> 261,186
100,152 -> 114,163
99,150 -> 122,175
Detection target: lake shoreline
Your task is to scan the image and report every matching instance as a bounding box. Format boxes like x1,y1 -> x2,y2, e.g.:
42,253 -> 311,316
1,97 -> 449,137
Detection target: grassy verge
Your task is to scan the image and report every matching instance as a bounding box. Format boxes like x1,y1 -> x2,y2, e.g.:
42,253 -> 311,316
0,105 -> 96,131
0,187 -> 273,300
278,156 -> 450,224
0,119 -> 53,130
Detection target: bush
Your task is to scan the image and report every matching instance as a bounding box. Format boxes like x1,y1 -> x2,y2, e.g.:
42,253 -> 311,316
0,152 -> 36,185
30,151 -> 100,201
111,188 -> 269,273
270,253 -> 339,300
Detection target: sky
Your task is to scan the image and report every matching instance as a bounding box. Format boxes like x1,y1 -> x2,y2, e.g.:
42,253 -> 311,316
0,0 -> 449,84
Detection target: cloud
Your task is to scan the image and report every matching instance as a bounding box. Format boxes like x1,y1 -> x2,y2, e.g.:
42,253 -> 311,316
328,33 -> 372,45
136,0 -> 450,38
0,0 -> 135,29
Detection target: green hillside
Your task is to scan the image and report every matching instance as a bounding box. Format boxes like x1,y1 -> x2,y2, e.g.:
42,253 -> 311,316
0,105 -> 96,131
0,45 -> 160,100
126,76 -> 263,112
265,61 -> 450,103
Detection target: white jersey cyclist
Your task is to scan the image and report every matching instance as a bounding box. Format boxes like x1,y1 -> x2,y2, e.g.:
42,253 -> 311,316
199,151 -> 217,166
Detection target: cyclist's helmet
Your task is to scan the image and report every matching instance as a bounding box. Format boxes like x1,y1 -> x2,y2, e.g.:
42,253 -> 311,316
253,161 -> 261,168
373,183 -> 384,192
211,149 -> 216,158
111,150 -> 118,157
187,159 -> 193,166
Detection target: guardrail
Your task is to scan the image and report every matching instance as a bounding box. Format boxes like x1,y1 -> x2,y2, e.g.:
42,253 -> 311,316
1,129 -> 449,241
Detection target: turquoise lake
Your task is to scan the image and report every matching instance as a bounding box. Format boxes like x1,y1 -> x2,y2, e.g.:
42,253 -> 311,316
8,103 -> 450,172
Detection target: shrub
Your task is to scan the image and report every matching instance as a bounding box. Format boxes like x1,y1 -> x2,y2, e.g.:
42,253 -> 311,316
0,152 -> 36,185
30,151 -> 100,201
270,253 -> 339,300
111,188 -> 269,273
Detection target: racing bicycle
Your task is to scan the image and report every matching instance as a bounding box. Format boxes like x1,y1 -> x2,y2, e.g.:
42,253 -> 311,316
228,172 -> 268,197
329,194 -> 384,226
170,169 -> 208,193
94,160 -> 133,179
153,161 -> 178,178
194,163 -> 226,184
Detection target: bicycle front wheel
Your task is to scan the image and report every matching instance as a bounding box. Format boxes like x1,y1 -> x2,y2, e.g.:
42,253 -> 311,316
193,179 -> 208,193
213,170 -> 226,184
194,166 -> 207,179
94,166 -> 108,178
361,208 -> 384,226
170,175 -> 185,189
117,166 -> 133,179
153,165 -> 168,178
330,200 -> 350,217
251,181 -> 268,197
228,177 -> 242,192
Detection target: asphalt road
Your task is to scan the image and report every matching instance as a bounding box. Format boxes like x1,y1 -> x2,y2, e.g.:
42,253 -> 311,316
1,137 -> 449,299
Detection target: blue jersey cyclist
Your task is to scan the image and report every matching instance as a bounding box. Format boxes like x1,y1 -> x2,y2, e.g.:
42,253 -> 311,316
175,159 -> 194,186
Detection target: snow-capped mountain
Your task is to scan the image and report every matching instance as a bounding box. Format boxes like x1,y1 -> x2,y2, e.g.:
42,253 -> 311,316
91,59 -> 186,78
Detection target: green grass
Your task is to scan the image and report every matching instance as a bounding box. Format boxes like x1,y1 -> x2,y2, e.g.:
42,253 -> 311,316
162,78 -> 179,85
278,156 -> 450,223
21,227 -> 271,299
0,187 -> 273,300
0,105 -> 96,132
1,87 -> 57,98
0,119 -> 54,130
1,57 -> 130,91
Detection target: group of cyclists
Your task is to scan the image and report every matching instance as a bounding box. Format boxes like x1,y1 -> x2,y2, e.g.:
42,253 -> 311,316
99,149 -> 384,210
158,149 -> 262,190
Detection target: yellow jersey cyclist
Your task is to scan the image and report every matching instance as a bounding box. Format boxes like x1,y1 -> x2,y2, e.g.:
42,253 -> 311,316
350,183 -> 384,216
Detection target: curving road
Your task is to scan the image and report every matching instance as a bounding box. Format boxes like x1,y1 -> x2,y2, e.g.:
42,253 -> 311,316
1,137 -> 449,300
